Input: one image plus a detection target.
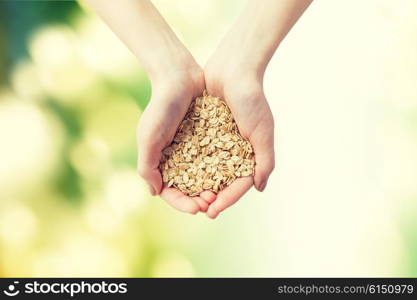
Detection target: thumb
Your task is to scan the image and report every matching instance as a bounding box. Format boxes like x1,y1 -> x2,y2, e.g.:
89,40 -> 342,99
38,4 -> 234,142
136,98 -> 180,196
137,142 -> 163,196
250,119 -> 275,192
136,119 -> 165,195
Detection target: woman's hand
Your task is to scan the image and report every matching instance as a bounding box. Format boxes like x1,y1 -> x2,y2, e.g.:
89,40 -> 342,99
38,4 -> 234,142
84,0 -> 217,214
137,66 -> 217,214
204,54 -> 275,219
202,0 -> 313,218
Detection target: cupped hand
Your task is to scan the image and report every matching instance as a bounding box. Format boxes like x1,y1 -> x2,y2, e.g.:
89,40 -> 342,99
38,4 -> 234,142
137,67 -> 216,214
204,57 -> 275,218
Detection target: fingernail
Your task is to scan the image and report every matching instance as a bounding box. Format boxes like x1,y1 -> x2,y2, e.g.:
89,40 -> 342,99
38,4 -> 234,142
259,180 -> 267,192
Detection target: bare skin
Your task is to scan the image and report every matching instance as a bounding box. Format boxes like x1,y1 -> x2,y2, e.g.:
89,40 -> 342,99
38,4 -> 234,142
203,0 -> 313,218
85,0 -> 313,218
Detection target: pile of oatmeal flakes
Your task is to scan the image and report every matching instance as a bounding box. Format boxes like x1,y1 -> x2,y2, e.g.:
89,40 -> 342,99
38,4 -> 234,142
159,92 -> 255,196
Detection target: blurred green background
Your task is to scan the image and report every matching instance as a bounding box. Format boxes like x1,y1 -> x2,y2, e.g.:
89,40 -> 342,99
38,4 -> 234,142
0,0 -> 416,277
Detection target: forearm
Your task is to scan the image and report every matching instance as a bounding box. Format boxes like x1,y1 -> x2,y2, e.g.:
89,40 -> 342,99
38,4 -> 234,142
84,0 -> 197,82
221,0 -> 313,75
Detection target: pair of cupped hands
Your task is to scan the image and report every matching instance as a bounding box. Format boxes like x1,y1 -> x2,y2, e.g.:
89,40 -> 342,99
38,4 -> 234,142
137,43 -> 275,219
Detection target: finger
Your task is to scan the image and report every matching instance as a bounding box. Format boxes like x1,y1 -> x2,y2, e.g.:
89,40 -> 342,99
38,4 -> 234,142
250,119 -> 275,192
206,176 -> 253,219
160,188 -> 200,214
200,190 -> 216,204
194,197 -> 209,212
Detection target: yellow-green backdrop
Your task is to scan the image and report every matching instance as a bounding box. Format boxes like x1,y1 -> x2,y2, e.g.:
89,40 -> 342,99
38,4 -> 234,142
0,0 -> 416,277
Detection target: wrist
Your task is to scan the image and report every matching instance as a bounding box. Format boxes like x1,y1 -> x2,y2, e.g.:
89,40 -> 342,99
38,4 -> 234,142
212,0 -> 287,77
150,63 -> 205,100
205,48 -> 264,87
208,31 -> 269,82
144,45 -> 196,78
